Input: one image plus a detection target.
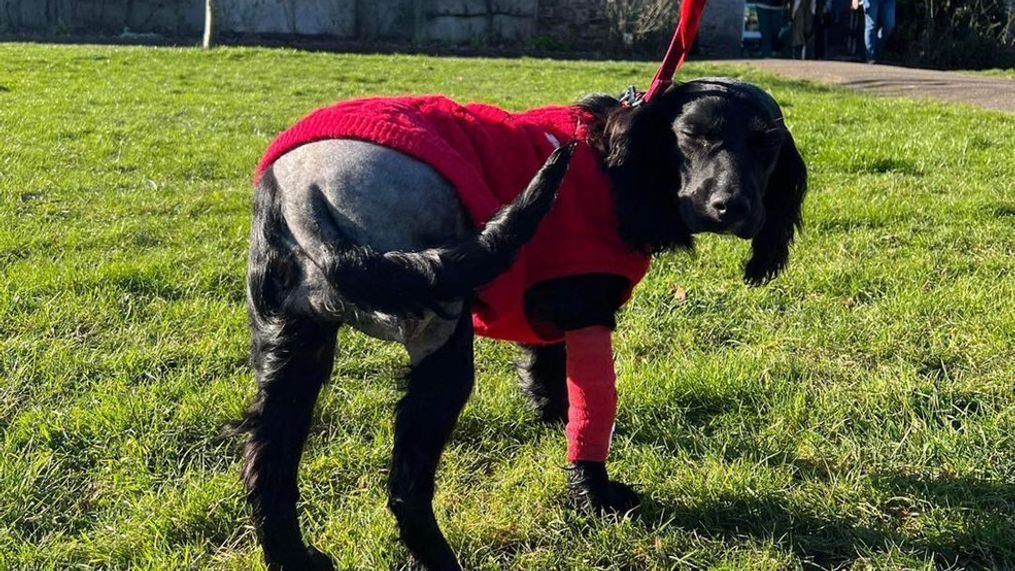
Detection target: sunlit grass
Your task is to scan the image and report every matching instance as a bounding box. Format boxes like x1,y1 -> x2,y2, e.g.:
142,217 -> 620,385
1,43 -> 1013,570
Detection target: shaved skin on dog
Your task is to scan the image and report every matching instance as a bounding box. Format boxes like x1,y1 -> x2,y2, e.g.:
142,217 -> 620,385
237,78 -> 807,570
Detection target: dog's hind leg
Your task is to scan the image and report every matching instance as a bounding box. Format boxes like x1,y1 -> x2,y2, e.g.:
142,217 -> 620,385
389,308 -> 474,571
239,166 -> 341,570
517,343 -> 569,424
240,316 -> 339,571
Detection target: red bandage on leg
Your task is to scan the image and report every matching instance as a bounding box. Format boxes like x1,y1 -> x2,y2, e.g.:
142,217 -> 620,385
564,326 -> 618,463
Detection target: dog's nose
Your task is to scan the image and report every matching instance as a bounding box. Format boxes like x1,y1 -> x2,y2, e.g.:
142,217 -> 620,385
710,195 -> 749,222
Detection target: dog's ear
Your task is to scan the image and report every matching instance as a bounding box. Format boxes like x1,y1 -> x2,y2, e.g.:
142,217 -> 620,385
599,102 -> 694,254
744,131 -> 807,286
599,104 -> 650,168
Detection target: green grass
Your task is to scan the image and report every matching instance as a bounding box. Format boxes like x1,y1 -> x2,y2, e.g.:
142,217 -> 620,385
1,43 -> 1013,570
969,68 -> 1015,79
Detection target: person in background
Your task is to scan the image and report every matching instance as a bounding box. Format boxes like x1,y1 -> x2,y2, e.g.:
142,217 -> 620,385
817,0 -> 859,60
791,0 -> 816,58
847,0 -> 864,58
853,0 -> 895,63
757,0 -> 788,58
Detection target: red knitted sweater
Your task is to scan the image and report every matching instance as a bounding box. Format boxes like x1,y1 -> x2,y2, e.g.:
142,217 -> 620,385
257,96 -> 650,345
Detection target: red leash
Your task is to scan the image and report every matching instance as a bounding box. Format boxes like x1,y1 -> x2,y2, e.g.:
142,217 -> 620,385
639,0 -> 709,104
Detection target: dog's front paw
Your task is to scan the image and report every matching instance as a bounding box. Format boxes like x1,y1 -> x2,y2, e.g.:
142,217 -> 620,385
567,461 -> 641,514
305,545 -> 336,570
266,545 -> 335,571
407,555 -> 463,571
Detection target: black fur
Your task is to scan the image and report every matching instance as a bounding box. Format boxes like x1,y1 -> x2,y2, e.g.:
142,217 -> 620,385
524,273 -> 630,337
579,80 -> 808,283
743,133 -> 808,285
579,94 -> 696,254
246,168 -> 303,326
516,343 -> 568,424
239,80 -> 807,570
569,460 -> 640,514
517,274 -> 631,423
236,170 -> 342,570
301,141 -> 575,317
240,318 -> 339,571
389,308 -> 474,571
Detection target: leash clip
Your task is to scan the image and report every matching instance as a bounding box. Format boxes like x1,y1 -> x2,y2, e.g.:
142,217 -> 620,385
620,85 -> 644,107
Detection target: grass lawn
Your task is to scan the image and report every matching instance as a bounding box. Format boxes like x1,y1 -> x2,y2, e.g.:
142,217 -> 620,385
970,68 -> 1015,79
1,43 -> 1013,570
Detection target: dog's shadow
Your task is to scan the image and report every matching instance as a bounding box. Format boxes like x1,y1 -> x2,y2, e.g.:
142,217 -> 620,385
559,383 -> 1015,568
323,364 -> 1011,569
629,460 -> 1015,569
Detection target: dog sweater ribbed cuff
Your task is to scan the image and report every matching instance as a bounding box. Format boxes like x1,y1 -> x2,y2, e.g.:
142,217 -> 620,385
564,326 -> 618,463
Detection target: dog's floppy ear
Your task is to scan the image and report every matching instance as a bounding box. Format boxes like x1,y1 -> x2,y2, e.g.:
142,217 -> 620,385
601,103 -> 656,168
744,131 -> 807,286
597,101 -> 694,254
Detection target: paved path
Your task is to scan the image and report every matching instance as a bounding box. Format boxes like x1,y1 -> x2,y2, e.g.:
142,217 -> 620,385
715,59 -> 1014,113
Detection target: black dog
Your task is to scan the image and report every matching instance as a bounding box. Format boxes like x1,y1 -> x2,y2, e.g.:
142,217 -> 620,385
237,78 -> 807,570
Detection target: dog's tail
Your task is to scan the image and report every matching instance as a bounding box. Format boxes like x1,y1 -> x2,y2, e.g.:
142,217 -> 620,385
257,141 -> 575,319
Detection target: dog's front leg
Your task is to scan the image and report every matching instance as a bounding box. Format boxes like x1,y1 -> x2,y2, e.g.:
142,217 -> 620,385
390,308 -> 474,571
563,326 -> 640,514
520,275 -> 640,513
516,343 -> 569,423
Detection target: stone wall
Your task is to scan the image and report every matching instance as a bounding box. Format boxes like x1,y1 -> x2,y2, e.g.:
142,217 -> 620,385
535,0 -> 744,56
1007,0 -> 1014,44
0,0 -> 745,55
425,0 -> 537,42
698,0 -> 745,57
536,0 -> 610,50
216,0 -> 355,37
